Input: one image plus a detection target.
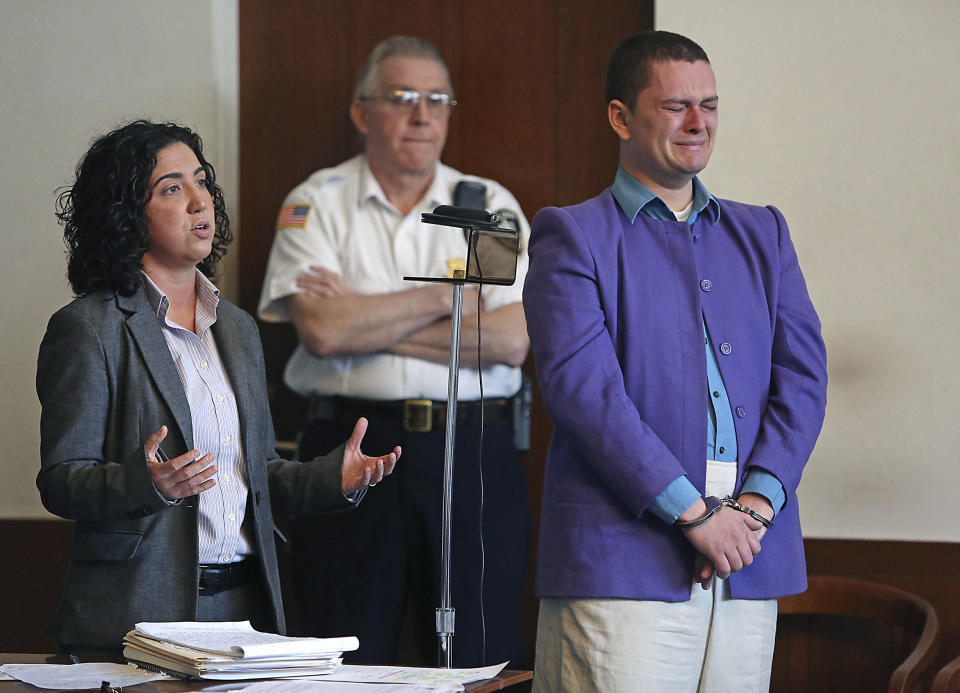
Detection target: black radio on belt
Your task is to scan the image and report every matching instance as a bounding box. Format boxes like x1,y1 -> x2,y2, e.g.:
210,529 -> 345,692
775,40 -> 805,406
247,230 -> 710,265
512,375 -> 533,452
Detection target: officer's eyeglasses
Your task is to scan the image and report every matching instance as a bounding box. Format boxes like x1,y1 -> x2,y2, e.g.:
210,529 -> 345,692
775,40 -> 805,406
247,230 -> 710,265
362,89 -> 457,112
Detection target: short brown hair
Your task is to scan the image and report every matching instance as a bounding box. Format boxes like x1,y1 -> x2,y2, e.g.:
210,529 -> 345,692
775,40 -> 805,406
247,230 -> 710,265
606,31 -> 709,110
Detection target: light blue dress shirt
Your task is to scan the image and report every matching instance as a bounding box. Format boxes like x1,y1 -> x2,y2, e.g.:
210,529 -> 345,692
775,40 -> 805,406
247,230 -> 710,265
611,168 -> 786,522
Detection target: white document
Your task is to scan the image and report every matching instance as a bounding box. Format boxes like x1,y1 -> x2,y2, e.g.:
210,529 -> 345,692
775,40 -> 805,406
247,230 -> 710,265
133,620 -> 359,659
124,635 -> 341,669
311,661 -> 508,686
0,662 -> 169,689
240,681 -> 461,692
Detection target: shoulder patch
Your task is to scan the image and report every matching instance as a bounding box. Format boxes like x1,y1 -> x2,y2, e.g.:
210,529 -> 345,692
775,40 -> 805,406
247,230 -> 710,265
495,208 -> 520,233
276,204 -> 311,229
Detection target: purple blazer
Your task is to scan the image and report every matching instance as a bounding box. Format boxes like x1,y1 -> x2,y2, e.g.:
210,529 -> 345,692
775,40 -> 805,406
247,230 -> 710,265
523,189 -> 827,601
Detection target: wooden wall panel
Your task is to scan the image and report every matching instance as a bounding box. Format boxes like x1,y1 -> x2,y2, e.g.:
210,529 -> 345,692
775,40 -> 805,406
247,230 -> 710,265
555,0 -> 653,205
455,0 -> 557,216
0,519 -> 72,653
239,0 -> 353,279
238,0 -> 653,670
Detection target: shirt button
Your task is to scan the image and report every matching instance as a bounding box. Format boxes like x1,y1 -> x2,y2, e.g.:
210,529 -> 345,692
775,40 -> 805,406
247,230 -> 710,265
223,474 -> 231,482
736,406 -> 746,418
700,279 -> 712,292
200,361 -> 208,369
223,435 -> 231,443
712,391 -> 720,398
719,446 -> 725,454
221,554 -> 231,562
216,395 -> 224,403
228,513 -> 235,521
720,342 -> 733,355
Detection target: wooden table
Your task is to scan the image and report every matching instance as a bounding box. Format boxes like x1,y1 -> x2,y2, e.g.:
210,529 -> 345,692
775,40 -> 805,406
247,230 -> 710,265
0,654 -> 532,692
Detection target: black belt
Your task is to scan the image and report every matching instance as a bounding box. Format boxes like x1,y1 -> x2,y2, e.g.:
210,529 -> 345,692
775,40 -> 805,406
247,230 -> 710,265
198,557 -> 258,596
308,396 -> 511,433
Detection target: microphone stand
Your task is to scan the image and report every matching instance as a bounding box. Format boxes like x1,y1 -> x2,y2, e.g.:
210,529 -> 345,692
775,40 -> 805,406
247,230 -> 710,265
404,206 -> 519,668
436,268 -> 465,668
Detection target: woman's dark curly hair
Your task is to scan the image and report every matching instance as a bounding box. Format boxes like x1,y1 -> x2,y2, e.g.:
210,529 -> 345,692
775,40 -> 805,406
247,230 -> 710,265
56,120 -> 232,297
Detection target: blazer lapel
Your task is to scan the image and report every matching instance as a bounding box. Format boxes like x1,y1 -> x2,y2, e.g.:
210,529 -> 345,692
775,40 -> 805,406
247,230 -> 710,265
211,309 -> 259,467
119,290 -> 194,450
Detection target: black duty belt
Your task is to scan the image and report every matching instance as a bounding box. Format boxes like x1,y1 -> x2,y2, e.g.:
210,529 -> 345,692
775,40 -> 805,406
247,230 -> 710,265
308,396 -> 511,434
198,557 -> 258,596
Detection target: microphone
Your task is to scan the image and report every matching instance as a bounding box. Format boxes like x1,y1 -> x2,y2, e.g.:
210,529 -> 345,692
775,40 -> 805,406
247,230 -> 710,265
421,205 -> 502,230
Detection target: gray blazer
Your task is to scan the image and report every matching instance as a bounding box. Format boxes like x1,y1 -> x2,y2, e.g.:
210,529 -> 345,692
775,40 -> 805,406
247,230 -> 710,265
37,285 -> 349,648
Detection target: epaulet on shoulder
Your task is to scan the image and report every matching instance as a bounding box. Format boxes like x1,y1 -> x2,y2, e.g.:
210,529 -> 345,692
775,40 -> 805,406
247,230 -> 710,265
294,157 -> 360,198
302,167 -> 346,190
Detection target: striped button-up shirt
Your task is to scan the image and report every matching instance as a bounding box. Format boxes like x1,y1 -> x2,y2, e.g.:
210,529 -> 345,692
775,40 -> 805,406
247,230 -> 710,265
143,271 -> 252,564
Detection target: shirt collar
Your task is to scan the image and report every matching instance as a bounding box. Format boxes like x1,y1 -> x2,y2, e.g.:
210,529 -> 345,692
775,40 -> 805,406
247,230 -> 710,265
141,269 -> 220,334
611,167 -> 721,225
356,155 -> 447,213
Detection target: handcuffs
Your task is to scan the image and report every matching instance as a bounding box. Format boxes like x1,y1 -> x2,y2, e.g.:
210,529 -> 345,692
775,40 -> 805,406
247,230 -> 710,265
675,495 -> 774,529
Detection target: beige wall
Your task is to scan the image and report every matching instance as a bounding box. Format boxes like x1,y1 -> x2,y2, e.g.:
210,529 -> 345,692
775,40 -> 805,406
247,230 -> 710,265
657,0 -> 960,540
0,0 -> 238,518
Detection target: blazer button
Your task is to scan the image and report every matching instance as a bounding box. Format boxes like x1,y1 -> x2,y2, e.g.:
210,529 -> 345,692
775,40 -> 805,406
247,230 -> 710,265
736,406 -> 746,418
700,279 -> 712,292
720,342 -> 733,355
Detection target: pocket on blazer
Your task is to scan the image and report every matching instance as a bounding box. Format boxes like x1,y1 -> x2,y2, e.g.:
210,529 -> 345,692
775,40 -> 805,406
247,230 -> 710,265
71,529 -> 144,562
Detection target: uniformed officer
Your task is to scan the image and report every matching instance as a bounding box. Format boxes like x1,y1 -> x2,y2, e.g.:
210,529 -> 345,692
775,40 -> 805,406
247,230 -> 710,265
258,35 -> 531,668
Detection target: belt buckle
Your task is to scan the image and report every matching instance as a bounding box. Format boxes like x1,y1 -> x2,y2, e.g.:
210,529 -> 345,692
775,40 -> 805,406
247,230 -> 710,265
403,399 -> 433,433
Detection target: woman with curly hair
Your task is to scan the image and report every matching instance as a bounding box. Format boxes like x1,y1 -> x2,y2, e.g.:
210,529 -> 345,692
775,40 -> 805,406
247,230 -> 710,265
37,120 -> 400,654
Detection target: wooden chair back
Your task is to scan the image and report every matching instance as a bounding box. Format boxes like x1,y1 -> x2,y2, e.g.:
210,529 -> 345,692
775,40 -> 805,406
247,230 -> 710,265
771,575 -> 940,693
932,653 -> 960,693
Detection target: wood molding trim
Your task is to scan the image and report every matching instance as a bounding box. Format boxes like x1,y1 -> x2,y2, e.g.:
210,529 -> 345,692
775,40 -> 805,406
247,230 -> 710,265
0,519 -> 73,653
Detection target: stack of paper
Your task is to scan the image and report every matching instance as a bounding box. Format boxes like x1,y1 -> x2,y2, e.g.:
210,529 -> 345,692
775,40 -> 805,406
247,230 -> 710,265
123,620 -> 359,680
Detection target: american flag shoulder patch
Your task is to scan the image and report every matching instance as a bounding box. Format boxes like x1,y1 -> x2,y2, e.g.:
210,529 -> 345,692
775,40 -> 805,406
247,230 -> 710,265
276,204 -> 311,229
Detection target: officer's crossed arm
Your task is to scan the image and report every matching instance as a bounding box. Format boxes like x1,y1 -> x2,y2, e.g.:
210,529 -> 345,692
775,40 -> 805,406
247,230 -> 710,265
388,302 -> 529,367
286,266 -> 472,358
